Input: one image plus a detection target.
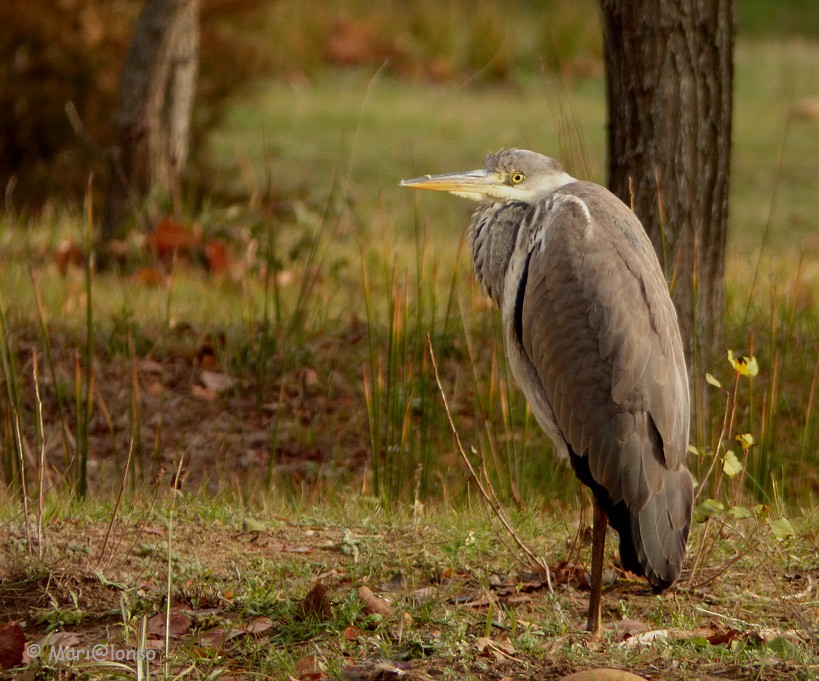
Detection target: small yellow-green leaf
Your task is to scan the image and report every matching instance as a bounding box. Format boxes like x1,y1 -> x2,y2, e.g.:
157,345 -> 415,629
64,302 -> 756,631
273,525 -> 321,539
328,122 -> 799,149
687,444 -> 702,456
735,433 -> 755,450
728,506 -> 753,520
705,373 -> 722,388
727,349 -> 759,377
722,449 -> 743,478
768,517 -> 795,542
693,498 -> 725,522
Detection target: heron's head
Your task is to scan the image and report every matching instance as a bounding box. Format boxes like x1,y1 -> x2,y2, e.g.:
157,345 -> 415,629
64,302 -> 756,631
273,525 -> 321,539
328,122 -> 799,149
400,148 -> 576,203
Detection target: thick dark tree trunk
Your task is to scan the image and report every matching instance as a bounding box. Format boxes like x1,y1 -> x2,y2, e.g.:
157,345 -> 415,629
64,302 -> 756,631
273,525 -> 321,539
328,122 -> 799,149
103,0 -> 199,241
599,0 -> 734,382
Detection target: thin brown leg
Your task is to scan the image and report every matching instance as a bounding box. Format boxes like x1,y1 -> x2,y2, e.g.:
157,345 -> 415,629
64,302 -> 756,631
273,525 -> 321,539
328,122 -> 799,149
586,500 -> 607,636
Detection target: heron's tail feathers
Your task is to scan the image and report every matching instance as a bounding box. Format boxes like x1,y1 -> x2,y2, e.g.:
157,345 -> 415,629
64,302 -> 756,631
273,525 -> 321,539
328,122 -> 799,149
570,451 -> 693,592
608,465 -> 693,591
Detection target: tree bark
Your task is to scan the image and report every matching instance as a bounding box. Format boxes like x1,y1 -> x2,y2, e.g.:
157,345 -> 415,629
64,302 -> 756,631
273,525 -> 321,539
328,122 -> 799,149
599,0 -> 734,379
103,0 -> 199,241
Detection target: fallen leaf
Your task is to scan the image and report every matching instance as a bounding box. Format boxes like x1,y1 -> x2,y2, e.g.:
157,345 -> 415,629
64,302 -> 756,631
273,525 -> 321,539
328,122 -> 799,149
343,625 -> 363,641
294,653 -> 322,677
242,517 -> 267,533
204,239 -> 229,274
619,629 -> 670,647
146,612 -> 192,639
133,267 -> 165,286
145,380 -> 164,396
139,359 -> 164,374
0,622 -> 26,670
53,240 -> 85,275
791,96 -> 819,121
706,627 -> 742,646
38,631 -> 81,648
199,627 -> 233,649
200,370 -> 236,393
768,517 -> 796,541
240,616 -> 273,634
191,384 -> 217,401
475,636 -> 516,661
613,618 -> 649,641
147,218 -> 200,259
358,585 -> 392,618
298,582 -> 332,620
559,670 -> 650,681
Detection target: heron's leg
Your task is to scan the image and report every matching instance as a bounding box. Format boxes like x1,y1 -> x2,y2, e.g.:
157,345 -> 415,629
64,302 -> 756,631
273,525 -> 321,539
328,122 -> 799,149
586,500 -> 607,635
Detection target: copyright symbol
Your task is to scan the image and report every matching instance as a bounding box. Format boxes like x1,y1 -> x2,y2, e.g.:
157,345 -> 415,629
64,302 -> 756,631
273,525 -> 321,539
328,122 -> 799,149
91,644 -> 108,661
26,643 -> 41,659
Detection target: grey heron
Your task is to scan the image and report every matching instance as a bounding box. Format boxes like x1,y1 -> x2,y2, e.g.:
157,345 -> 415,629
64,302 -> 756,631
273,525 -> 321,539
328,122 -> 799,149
401,149 -> 693,635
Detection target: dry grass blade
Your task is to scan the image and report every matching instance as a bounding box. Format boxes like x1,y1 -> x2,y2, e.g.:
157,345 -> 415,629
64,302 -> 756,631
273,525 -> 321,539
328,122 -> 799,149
426,333 -> 552,591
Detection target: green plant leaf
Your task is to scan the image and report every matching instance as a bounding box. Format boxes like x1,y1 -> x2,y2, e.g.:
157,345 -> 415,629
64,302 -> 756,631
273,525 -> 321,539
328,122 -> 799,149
735,433 -> 755,450
722,450 -> 743,478
694,498 -> 725,522
768,517 -> 795,541
727,349 -> 759,377
728,505 -> 753,519
705,373 -> 722,388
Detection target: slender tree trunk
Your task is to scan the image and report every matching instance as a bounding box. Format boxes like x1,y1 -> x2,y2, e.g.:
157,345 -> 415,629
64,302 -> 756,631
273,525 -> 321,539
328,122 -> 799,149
103,0 -> 199,241
599,0 -> 734,381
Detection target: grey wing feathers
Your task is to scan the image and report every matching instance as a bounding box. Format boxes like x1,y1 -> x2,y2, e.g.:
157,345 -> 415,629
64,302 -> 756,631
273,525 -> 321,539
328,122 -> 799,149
519,183 -> 692,588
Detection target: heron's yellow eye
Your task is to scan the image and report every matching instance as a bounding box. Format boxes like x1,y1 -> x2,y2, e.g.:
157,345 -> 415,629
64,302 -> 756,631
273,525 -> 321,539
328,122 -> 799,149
510,172 -> 525,185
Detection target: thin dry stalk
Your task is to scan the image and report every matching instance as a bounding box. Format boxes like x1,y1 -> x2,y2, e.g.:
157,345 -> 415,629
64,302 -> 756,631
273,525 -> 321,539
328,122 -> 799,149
32,351 -> 46,556
12,404 -> 32,552
426,333 -> 552,591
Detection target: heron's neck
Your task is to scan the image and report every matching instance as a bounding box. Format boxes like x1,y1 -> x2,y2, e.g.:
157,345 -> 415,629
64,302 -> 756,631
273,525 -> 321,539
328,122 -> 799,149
467,201 -> 529,308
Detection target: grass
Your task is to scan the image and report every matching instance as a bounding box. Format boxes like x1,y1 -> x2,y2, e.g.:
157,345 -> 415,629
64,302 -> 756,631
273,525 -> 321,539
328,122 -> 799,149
0,23 -> 817,681
0,494 -> 816,679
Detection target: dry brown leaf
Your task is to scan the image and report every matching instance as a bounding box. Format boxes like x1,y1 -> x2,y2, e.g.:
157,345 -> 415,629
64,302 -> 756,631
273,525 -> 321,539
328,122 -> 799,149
146,612 -> 192,639
145,380 -> 164,396
706,627 -> 743,646
619,629 -> 669,647
147,218 -> 200,259
0,622 -> 26,671
613,618 -> 649,641
240,616 -> 273,634
475,636 -> 516,662
53,240 -> 85,275
200,370 -> 236,393
294,653 -> 321,677
139,359 -> 164,373
298,582 -> 332,620
204,239 -> 229,274
791,97 -> 819,121
559,670 -> 649,681
38,631 -> 81,648
342,625 -> 363,641
358,585 -> 392,617
133,267 -> 165,286
199,626 -> 247,649
191,384 -> 217,401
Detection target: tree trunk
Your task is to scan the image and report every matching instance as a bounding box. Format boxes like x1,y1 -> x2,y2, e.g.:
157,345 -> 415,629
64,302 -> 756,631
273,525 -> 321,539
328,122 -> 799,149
103,0 -> 199,241
599,0 -> 734,381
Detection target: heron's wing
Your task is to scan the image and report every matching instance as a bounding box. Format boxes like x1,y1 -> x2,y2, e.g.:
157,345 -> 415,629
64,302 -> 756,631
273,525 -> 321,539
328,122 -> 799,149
519,183 -> 689,514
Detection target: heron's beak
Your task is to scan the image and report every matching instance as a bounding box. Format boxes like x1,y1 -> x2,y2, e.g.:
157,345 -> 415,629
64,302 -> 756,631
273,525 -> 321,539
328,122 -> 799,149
400,169 -> 499,201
